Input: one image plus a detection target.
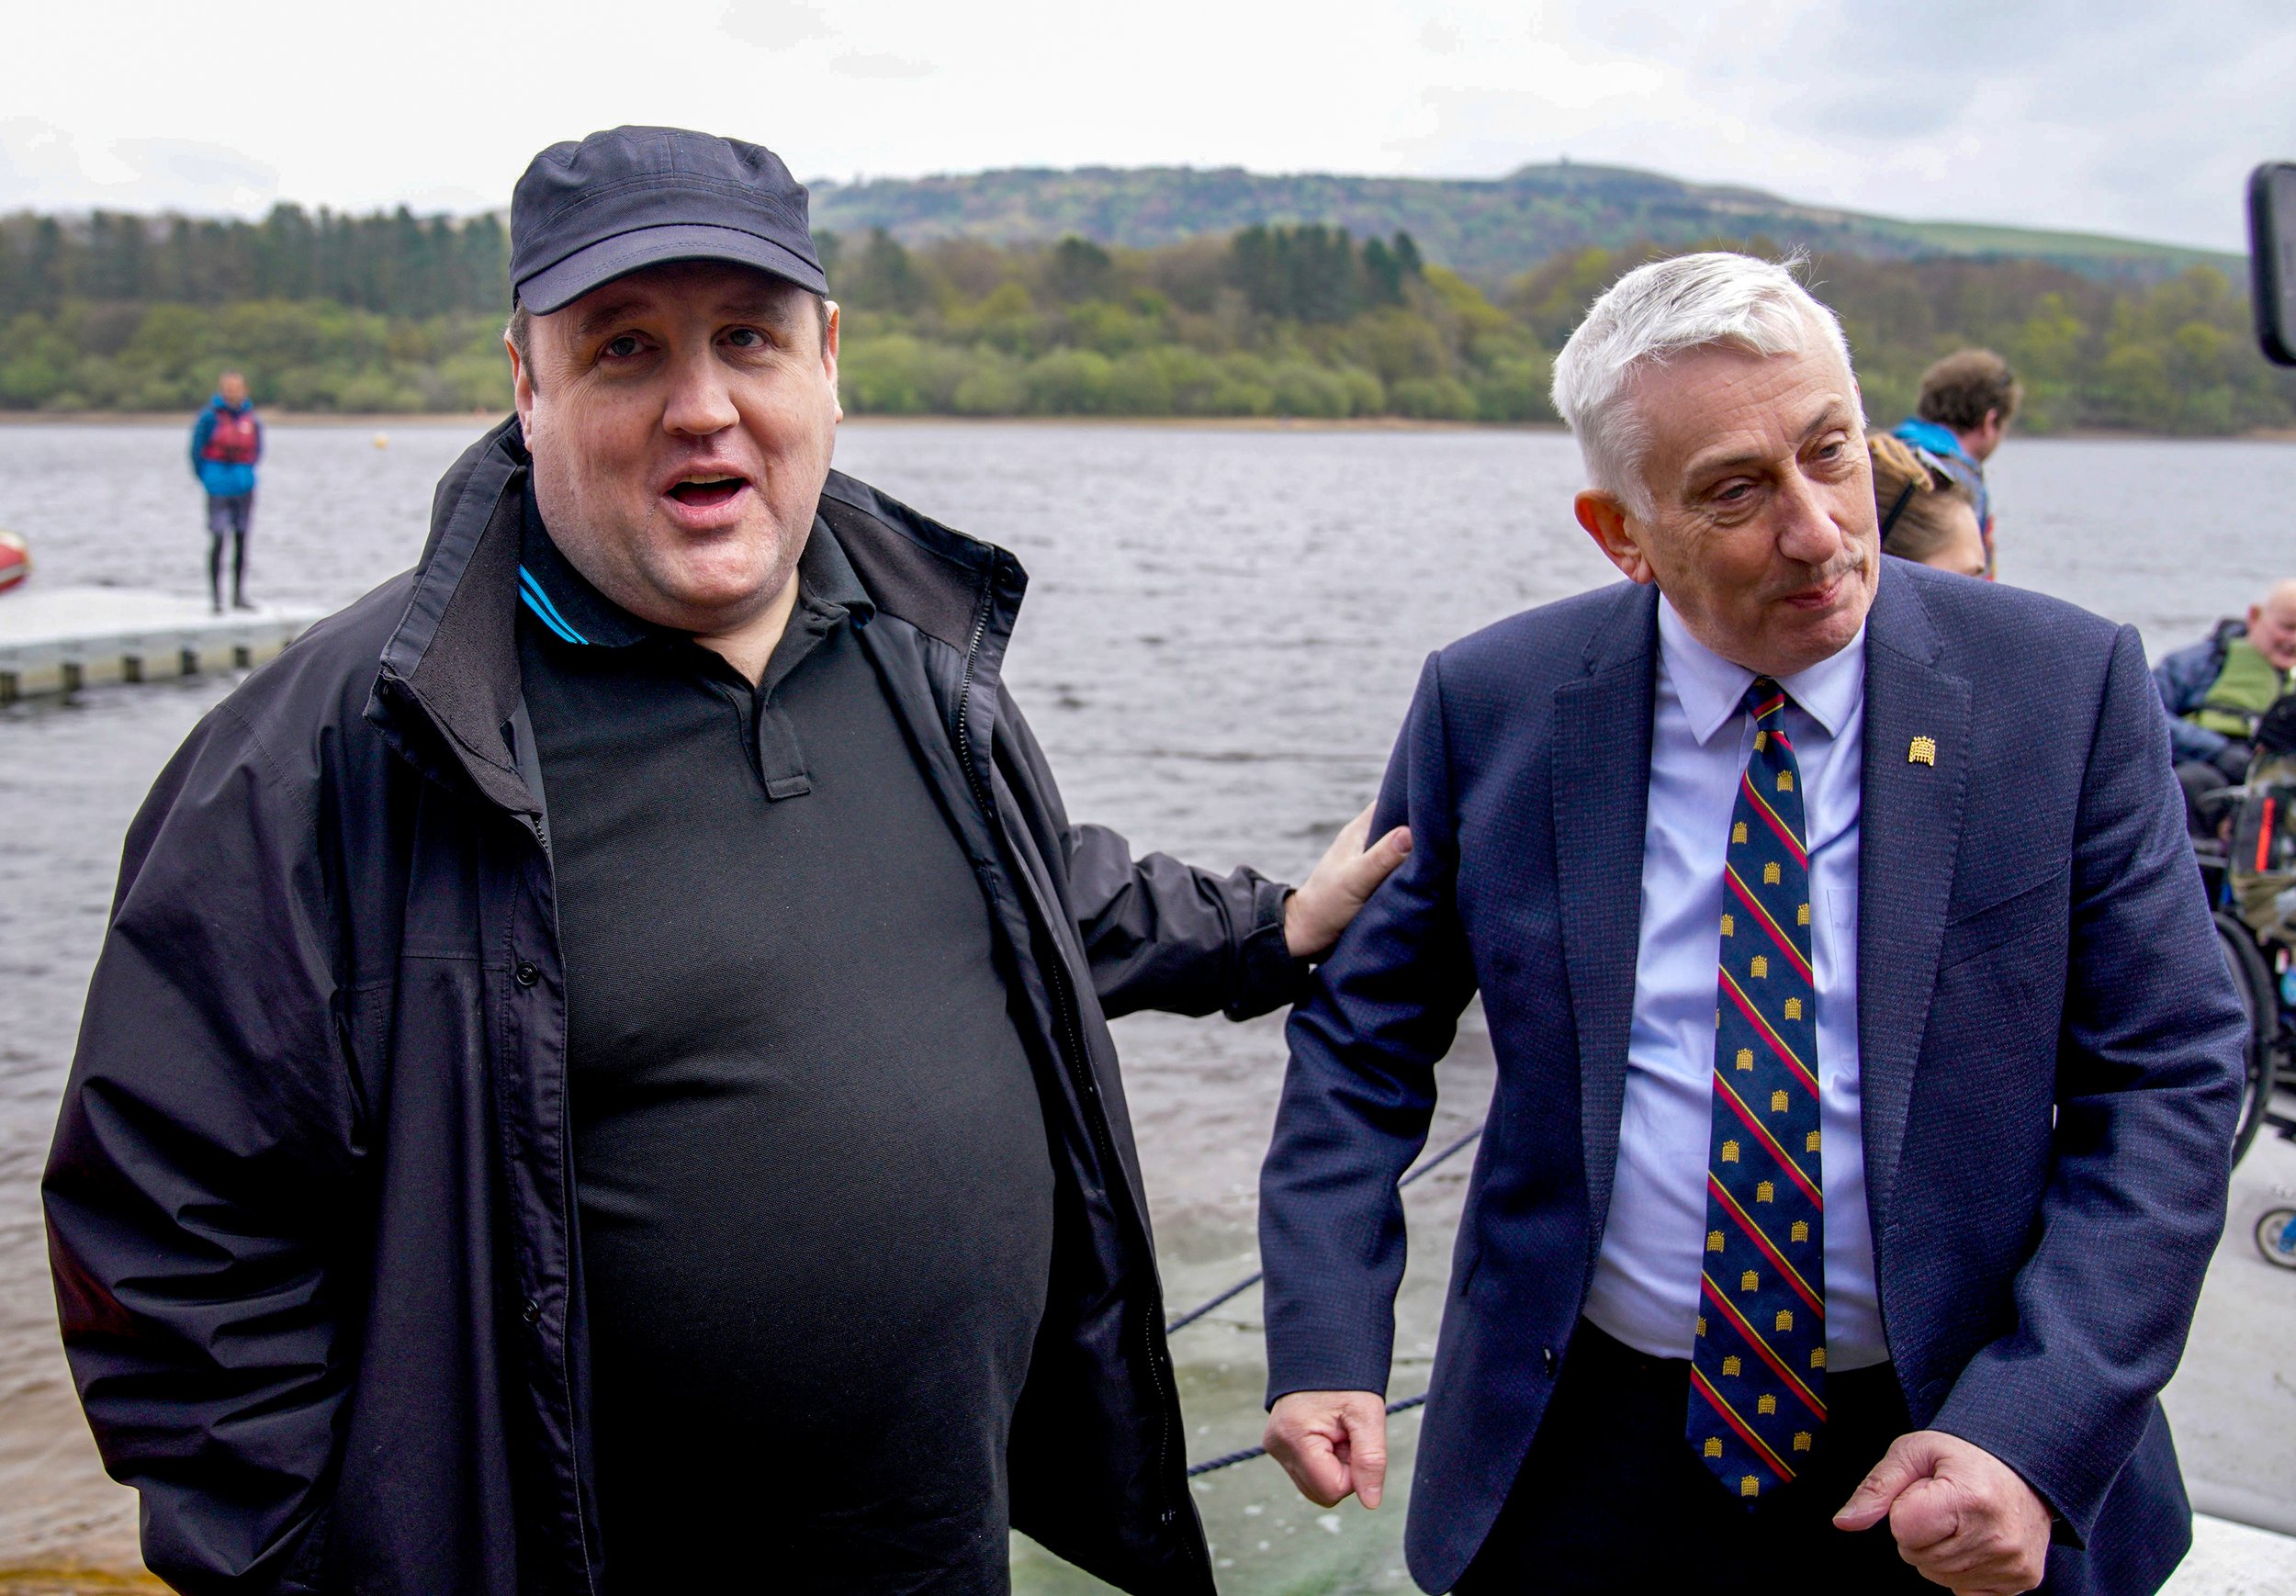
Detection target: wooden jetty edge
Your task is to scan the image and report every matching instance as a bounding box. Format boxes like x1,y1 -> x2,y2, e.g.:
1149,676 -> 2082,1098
0,588 -> 318,703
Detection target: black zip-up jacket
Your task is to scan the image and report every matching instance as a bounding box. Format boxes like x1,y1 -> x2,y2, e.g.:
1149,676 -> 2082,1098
45,420 -> 1302,1595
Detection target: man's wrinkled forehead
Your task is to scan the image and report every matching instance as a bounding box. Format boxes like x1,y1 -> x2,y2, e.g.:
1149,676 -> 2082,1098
1641,343 -> 1859,484
1679,395 -> 1861,487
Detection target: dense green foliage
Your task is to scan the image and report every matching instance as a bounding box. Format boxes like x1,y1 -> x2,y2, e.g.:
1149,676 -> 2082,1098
812,163 -> 2239,287
0,207 -> 511,411
1509,243 -> 2296,435
0,206 -> 509,313
831,225 -> 1541,421
834,230 -> 2296,433
2,203 -> 2290,433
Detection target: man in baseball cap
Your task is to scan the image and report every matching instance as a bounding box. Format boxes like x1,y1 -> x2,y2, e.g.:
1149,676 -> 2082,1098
509,125 -> 829,312
50,125 -> 1408,1595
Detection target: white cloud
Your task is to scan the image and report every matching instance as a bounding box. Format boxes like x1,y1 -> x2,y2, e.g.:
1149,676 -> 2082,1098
720,0 -> 832,46
831,51 -> 937,80
0,120 -> 279,214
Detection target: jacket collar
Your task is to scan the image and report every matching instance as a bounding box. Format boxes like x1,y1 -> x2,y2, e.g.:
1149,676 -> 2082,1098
1553,580 -> 1660,1268
1894,417 -> 1977,469
514,482 -> 651,648
1854,559 -> 1972,1248
371,418 -> 1019,815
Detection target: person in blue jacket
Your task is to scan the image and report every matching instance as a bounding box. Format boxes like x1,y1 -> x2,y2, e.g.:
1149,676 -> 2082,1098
1892,349 -> 2019,579
188,370 -> 262,612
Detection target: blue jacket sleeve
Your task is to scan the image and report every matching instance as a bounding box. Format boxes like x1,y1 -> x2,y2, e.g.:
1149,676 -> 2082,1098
1260,653 -> 1480,1402
2153,636 -> 2229,763
1930,624 -> 2244,1543
188,407 -> 215,482
43,702 -> 357,1594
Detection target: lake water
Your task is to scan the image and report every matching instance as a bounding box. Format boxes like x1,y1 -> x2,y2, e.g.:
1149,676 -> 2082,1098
3,420 -> 2292,1587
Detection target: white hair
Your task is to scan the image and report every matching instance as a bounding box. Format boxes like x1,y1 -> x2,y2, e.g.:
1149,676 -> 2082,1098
1549,252 -> 1855,516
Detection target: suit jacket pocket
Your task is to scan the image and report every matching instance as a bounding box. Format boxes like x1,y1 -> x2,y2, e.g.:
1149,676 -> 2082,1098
1937,862 -> 2070,975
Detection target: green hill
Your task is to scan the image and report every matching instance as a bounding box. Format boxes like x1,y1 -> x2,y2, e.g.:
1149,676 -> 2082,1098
812,162 -> 2238,287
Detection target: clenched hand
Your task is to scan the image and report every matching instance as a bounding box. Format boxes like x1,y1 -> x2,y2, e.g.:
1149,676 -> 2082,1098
1284,804 -> 1412,961
1835,1430 -> 2052,1595
1265,1390 -> 1390,1510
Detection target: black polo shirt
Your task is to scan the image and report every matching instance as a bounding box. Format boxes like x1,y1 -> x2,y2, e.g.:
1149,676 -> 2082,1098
515,492 -> 1056,1593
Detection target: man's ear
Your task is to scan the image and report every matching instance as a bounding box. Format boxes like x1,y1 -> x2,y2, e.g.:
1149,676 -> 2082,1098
509,334 -> 536,435
823,299 -> 843,424
1576,490 -> 1656,585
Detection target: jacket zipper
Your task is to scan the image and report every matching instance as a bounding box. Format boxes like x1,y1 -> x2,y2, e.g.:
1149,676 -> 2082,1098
950,560 -> 1184,1543
514,813 -> 598,1596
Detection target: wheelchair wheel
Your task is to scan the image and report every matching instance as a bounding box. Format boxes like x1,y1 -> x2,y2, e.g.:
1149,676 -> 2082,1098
2256,1208 -> 2296,1269
2216,912 -> 2276,1167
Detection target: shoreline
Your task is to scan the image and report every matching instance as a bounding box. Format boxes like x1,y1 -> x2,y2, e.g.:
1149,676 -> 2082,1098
3,410 -> 2295,443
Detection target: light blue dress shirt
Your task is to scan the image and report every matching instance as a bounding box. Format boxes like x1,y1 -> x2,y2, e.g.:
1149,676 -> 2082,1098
1580,597 -> 1886,1372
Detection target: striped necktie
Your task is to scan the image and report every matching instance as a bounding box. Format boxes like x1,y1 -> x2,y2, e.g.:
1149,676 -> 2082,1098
1687,677 -> 1827,1504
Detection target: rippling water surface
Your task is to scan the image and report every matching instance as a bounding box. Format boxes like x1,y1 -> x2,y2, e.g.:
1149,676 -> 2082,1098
3,420 -> 2291,1585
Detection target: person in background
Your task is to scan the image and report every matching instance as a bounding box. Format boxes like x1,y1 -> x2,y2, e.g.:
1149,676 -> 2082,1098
1893,350 -> 2019,578
1868,434 -> 1986,578
2154,579 -> 2296,833
188,369 -> 262,613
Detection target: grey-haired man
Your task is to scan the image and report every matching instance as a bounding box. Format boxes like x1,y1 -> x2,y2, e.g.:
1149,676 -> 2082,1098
49,127 -> 1404,1596
1256,253 -> 2237,1595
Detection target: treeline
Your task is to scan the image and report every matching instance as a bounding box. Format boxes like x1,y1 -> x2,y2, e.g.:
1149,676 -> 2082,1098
4,205 -> 2294,434
831,226 -> 1548,421
0,207 -> 512,412
831,228 -> 2296,433
0,207 -> 508,315
1507,242 -> 2296,436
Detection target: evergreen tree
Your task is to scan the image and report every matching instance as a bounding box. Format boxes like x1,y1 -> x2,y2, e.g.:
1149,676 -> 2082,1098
1047,235 -> 1112,303
1363,238 -> 1402,305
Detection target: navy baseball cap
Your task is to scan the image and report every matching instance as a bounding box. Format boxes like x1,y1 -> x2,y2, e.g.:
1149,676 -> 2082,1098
510,126 -> 828,313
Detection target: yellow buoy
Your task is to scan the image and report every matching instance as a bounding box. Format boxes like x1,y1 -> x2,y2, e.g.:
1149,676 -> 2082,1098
373,433 -> 390,449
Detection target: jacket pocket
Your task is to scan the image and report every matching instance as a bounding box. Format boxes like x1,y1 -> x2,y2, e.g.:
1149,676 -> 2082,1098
1938,863 -> 2070,975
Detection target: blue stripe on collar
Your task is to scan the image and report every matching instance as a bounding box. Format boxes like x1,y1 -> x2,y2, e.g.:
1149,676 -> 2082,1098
517,564 -> 591,645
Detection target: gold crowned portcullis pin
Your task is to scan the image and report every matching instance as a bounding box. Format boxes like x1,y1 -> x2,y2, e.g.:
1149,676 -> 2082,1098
1908,735 -> 1938,767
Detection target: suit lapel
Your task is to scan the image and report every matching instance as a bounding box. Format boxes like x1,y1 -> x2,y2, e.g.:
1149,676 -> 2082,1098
1552,584 -> 1659,1258
1856,568 -> 1973,1243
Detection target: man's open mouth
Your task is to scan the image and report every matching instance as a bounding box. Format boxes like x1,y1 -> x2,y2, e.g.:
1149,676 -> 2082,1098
666,476 -> 747,508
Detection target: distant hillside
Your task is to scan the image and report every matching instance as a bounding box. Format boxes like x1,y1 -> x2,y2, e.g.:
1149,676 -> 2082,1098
811,162 -> 2237,287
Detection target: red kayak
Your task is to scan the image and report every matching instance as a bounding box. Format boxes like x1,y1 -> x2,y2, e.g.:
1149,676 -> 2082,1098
0,530 -> 26,594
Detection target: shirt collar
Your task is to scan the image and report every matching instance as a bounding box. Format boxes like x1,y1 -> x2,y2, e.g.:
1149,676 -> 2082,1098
516,479 -> 875,650
1657,594 -> 1866,746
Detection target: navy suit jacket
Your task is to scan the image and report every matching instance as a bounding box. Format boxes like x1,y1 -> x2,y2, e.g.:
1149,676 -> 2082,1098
1261,561 -> 2243,1595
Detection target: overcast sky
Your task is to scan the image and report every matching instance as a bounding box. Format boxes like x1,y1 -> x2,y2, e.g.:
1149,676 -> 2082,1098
7,0 -> 2294,252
